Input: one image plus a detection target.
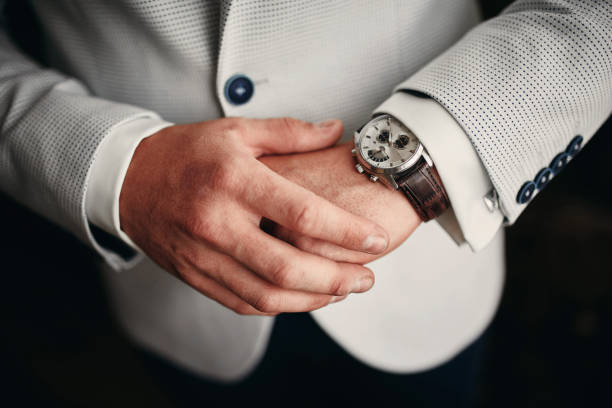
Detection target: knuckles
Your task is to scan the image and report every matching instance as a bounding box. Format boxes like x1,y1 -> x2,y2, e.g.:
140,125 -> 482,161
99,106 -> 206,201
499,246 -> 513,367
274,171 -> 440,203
220,117 -> 248,140
203,157 -> 244,194
275,117 -> 309,149
267,256 -> 349,296
268,260 -> 297,289
232,302 -> 264,316
327,276 -> 350,297
252,292 -> 282,314
182,207 -> 223,243
291,199 -> 319,233
179,173 -> 245,243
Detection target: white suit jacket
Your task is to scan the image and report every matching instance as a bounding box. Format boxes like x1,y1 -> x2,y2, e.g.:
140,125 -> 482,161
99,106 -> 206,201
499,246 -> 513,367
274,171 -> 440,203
0,0 -> 610,381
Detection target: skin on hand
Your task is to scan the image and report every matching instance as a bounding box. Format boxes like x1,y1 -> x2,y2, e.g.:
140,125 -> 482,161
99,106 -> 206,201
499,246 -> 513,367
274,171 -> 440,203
119,117 -> 390,316
260,141 -> 422,265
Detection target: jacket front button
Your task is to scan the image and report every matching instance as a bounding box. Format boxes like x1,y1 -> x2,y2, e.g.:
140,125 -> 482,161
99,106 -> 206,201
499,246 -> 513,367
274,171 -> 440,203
224,74 -> 254,105
517,181 -> 536,204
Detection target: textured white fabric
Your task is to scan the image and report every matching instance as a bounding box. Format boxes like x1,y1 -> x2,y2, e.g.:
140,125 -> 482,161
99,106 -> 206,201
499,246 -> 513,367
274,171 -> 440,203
374,92 -> 505,251
0,33 -> 159,270
215,0 -> 482,130
0,0 -> 608,380
399,0 -> 612,222
102,256 -> 275,382
87,116 -> 173,247
312,223 -> 505,373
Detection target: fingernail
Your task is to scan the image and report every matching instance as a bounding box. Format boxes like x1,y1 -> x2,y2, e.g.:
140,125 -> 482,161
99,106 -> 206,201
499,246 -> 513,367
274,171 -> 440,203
362,234 -> 388,253
352,276 -> 373,293
316,119 -> 338,128
329,295 -> 347,304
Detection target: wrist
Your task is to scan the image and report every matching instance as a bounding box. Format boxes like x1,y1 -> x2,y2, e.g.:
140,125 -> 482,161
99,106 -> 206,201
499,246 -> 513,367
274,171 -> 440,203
118,124 -> 176,249
351,114 -> 450,222
262,142 -> 420,264
374,91 -> 504,250
86,116 -> 173,249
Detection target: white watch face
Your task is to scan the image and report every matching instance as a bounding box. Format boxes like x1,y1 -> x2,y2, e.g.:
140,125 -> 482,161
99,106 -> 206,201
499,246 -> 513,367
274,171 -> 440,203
357,115 -> 420,169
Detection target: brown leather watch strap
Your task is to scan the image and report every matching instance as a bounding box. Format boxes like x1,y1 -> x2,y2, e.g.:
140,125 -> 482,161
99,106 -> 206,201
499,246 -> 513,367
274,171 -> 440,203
395,158 -> 450,222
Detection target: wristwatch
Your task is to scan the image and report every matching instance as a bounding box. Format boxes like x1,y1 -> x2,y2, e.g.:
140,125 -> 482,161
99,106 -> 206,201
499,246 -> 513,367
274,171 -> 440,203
352,114 -> 450,222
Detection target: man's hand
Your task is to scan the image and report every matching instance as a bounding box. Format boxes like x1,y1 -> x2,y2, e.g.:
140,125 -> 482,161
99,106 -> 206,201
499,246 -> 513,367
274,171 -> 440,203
119,118 -> 390,315
261,142 -> 421,265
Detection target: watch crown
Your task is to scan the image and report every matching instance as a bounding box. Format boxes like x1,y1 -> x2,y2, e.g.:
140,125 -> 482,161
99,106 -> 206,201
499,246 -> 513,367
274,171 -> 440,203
351,148 -> 357,157
355,164 -> 364,174
369,175 -> 378,183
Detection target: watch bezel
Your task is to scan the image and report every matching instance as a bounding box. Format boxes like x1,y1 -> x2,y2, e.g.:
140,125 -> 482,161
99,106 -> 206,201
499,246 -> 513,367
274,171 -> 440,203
354,114 -> 424,177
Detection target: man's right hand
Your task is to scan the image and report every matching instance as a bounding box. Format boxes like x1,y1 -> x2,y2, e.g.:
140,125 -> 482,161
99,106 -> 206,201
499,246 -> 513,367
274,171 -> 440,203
119,117 -> 389,315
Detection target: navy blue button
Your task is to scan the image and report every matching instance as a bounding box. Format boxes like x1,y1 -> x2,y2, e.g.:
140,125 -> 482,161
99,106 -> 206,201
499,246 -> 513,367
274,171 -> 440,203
224,74 -> 254,105
517,181 -> 537,204
566,135 -> 583,157
550,152 -> 569,175
534,167 -> 554,190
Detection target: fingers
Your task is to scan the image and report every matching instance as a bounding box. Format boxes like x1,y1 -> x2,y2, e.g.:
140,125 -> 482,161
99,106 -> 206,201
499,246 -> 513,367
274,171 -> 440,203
266,221 -> 376,264
237,117 -> 344,156
182,273 -> 275,316
218,223 -> 375,295
181,249 -> 348,314
243,165 -> 389,254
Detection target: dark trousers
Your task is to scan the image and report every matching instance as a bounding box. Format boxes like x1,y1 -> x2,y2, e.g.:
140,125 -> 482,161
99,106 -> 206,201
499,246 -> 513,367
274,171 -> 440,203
137,313 -> 487,407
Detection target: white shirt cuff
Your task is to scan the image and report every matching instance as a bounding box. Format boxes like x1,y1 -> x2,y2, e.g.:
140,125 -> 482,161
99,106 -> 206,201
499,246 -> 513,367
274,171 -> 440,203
374,92 -> 504,251
86,116 -> 174,250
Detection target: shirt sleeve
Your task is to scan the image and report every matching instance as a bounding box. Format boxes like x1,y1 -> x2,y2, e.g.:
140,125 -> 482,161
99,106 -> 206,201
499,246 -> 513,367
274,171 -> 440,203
374,91 -> 504,251
86,116 -> 173,251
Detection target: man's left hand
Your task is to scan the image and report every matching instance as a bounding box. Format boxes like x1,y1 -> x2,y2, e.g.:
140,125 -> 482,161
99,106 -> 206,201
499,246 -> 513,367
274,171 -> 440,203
260,141 -> 421,264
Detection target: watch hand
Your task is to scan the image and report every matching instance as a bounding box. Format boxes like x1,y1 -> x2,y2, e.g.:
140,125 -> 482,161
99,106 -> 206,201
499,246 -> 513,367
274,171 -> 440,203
387,145 -> 398,163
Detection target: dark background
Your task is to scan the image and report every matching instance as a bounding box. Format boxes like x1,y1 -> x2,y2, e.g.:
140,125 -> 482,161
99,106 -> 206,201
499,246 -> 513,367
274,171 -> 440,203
2,1 -> 611,407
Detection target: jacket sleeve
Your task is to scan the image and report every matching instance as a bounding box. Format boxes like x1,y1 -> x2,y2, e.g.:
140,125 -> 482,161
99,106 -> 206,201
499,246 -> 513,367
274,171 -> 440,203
394,0 -> 612,228
0,13 -> 160,269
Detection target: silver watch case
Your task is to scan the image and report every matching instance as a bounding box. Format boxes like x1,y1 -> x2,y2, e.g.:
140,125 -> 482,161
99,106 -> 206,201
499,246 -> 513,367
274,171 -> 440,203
353,114 -> 433,190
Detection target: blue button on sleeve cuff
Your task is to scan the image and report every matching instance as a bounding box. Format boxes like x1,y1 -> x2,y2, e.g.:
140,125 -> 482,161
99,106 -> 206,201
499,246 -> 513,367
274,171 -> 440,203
534,168 -> 554,190
550,152 -> 570,175
566,135 -> 584,157
516,181 -> 536,204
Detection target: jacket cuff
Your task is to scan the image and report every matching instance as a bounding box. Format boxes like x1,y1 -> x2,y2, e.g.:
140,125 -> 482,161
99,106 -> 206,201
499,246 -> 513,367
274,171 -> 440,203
373,91 -> 504,251
86,116 -> 173,252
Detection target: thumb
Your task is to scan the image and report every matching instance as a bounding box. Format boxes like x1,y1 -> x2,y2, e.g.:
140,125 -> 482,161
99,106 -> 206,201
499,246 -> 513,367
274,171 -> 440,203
241,117 -> 344,156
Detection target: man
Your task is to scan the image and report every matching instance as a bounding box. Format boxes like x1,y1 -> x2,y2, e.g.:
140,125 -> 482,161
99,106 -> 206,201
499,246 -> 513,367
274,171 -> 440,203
1,0 -> 610,404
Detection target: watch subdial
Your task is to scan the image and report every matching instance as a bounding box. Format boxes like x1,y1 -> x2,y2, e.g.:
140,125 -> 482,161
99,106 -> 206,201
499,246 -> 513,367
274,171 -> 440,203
394,134 -> 410,149
377,130 -> 390,143
367,147 -> 389,163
